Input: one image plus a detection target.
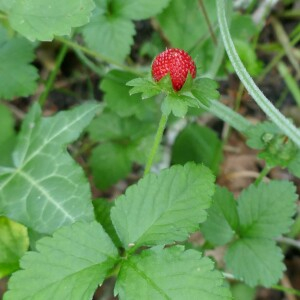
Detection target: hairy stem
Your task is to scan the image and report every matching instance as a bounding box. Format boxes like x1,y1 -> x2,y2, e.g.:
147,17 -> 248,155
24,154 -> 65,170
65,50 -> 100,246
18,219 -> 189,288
144,114 -> 168,176
216,0 -> 300,148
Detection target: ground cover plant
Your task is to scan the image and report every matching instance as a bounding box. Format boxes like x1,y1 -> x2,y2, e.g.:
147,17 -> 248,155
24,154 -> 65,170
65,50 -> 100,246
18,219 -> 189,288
0,0 -> 300,299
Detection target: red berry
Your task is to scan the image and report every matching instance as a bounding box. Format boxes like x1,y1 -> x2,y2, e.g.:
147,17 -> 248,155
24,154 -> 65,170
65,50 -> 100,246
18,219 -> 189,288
151,48 -> 196,91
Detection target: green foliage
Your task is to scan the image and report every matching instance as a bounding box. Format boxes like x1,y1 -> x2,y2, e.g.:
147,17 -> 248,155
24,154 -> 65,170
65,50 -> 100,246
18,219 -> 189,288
4,221 -> 119,300
202,181 -> 297,287
101,70 -> 158,119
115,246 -> 232,300
87,110 -> 156,189
93,198 -> 121,247
0,27 -> 38,100
238,181 -> 297,239
201,186 -> 239,246
0,217 -> 28,278
172,123 -> 223,174
230,283 -> 256,300
128,74 -> 219,117
81,0 -> 170,62
0,102 -> 99,234
0,104 -> 16,166
111,163 -> 215,249
156,0 -> 217,51
246,121 -> 300,174
1,0 -> 94,41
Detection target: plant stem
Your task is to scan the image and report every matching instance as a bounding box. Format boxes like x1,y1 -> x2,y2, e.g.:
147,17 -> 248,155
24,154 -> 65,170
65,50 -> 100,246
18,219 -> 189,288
38,44 -> 68,107
198,0 -> 218,45
56,36 -> 142,76
216,0 -> 300,149
254,165 -> 271,185
144,114 -> 168,176
201,99 -> 252,134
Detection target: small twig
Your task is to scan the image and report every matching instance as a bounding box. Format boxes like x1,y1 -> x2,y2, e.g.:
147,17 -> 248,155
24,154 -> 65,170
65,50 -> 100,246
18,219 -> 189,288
276,236 -> 300,251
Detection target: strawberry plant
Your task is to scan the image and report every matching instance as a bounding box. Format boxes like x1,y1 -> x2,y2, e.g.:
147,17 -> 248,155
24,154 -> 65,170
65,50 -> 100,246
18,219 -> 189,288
0,0 -> 300,299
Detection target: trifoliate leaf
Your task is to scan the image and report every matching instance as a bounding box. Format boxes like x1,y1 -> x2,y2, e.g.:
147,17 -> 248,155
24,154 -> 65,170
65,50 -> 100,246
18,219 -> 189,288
161,94 -> 188,117
82,13 -> 135,63
0,27 -> 38,99
191,77 -> 220,107
111,163 -> 215,249
0,104 -> 16,166
0,217 -> 28,279
114,0 -> 171,20
4,221 -> 119,300
201,186 -> 239,246
93,198 -> 121,247
171,123 -> 223,175
3,0 -> 95,41
115,246 -> 232,300
0,102 -> 99,234
89,142 -> 132,190
100,70 -> 157,119
225,239 -> 285,287
238,181 -> 297,239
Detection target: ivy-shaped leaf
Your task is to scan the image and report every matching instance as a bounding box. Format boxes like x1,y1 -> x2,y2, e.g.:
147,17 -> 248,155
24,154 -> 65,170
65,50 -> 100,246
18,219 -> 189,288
0,102 -> 99,234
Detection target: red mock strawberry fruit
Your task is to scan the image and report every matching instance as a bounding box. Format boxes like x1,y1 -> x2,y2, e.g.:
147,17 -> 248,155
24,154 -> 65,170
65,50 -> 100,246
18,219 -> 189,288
151,48 -> 196,91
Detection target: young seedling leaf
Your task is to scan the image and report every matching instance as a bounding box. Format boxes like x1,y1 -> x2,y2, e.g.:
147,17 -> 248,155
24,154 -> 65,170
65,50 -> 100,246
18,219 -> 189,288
201,186 -> 239,246
0,27 -> 38,100
4,221 -> 119,300
111,163 -> 215,249
0,102 -> 99,234
225,239 -> 285,287
4,0 -> 95,41
238,181 -> 297,239
0,217 -> 28,279
115,246 -> 232,300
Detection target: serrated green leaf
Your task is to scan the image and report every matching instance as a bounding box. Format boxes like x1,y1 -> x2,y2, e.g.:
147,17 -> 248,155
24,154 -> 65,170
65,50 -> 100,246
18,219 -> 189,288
93,198 -> 121,247
156,0 -> 217,50
82,12 -> 134,63
0,104 -> 16,166
0,217 -> 28,278
4,221 -> 119,300
201,186 -> 239,246
89,142 -> 132,190
5,0 -> 95,41
0,27 -> 38,100
100,70 -> 157,119
114,0 -> 171,20
238,181 -> 297,239
127,77 -> 161,100
225,239 -> 285,287
0,102 -> 99,234
172,123 -> 223,175
115,246 -> 232,300
111,163 -> 215,249
191,77 -> 219,106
